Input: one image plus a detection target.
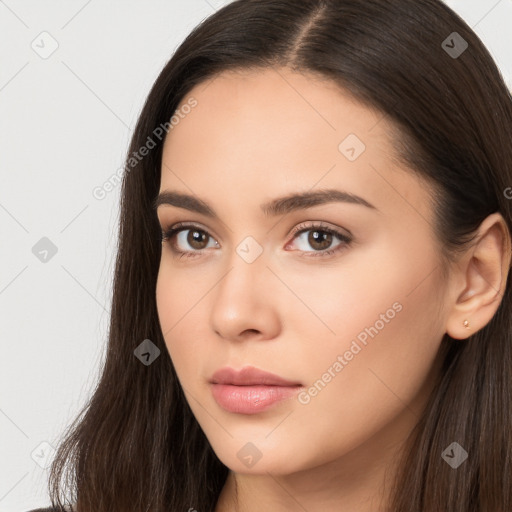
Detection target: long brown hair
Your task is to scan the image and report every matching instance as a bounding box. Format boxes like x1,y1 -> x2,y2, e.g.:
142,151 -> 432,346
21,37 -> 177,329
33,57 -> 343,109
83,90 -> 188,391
47,1 -> 512,510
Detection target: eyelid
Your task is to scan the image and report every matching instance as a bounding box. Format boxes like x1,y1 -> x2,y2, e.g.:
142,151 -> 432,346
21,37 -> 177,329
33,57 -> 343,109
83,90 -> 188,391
161,220 -> 350,240
162,221 -> 220,242
288,220 -> 352,239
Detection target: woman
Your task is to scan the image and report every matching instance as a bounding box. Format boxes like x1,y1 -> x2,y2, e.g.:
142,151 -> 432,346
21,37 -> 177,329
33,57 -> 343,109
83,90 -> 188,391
30,0 -> 512,511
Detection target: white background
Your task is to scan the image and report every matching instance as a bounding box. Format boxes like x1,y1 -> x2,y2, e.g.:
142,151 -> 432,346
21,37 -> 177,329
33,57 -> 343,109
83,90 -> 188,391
1,1 -> 511,510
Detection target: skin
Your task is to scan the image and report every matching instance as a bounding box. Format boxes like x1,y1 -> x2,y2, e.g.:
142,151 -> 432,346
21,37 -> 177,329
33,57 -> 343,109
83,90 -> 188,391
155,67 -> 511,511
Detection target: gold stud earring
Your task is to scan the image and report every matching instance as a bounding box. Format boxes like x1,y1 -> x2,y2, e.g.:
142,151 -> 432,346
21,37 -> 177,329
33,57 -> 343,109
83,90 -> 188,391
463,319 -> 470,329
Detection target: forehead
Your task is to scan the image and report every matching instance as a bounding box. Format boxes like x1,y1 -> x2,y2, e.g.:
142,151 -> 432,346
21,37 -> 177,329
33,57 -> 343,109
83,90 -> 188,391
160,67 -> 436,226
170,66 -> 389,149
164,67 -> 393,176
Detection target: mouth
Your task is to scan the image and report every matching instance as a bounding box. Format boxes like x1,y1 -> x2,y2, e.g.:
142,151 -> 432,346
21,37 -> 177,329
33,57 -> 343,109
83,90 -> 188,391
210,383 -> 302,414
209,365 -> 303,414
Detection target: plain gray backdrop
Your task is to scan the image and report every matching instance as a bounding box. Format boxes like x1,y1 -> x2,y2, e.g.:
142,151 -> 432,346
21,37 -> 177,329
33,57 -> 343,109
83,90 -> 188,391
1,1 -> 511,510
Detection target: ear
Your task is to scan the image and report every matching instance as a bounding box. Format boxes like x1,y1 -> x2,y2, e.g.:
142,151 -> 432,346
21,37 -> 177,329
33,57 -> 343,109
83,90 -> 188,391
445,212 -> 512,340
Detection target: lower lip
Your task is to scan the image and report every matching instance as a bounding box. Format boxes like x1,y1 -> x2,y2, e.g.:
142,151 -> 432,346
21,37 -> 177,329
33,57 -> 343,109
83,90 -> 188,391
210,383 -> 301,414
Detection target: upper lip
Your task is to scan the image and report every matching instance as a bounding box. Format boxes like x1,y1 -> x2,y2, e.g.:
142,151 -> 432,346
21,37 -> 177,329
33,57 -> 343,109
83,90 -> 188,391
210,366 -> 302,386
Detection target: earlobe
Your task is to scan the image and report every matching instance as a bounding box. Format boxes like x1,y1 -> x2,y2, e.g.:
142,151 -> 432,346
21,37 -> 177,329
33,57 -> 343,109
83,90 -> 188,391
445,213 -> 512,340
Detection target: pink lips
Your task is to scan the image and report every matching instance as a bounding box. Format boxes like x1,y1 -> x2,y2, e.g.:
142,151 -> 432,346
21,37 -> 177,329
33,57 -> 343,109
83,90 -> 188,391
209,366 -> 303,414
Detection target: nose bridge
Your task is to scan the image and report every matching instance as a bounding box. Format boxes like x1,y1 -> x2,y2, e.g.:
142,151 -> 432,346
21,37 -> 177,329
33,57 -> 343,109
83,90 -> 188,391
234,233 -> 266,267
219,233 -> 267,298
209,232 -> 279,339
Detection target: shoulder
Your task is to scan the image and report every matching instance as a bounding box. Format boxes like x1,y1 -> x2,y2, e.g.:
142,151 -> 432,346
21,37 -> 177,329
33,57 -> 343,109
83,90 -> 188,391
26,508 -> 60,512
26,509 -> 59,512
26,506 -> 74,512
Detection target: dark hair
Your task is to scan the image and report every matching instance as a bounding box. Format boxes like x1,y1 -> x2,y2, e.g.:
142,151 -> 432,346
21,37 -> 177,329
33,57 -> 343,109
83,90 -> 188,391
47,1 -> 512,511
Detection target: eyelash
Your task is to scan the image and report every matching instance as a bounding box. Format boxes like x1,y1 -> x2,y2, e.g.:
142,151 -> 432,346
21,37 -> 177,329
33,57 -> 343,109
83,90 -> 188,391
160,221 -> 352,260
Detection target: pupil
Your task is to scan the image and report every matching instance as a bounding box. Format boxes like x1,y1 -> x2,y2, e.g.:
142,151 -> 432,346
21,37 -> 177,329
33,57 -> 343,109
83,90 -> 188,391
189,230 -> 207,249
310,230 -> 331,250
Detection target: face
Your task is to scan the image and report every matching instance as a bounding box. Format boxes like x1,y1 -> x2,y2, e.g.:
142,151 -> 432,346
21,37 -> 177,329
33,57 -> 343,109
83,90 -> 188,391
155,67 -> 449,476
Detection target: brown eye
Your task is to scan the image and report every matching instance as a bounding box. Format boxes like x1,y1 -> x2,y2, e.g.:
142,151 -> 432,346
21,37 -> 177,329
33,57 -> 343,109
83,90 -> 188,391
307,230 -> 333,251
161,223 -> 218,256
186,229 -> 209,250
288,222 -> 352,258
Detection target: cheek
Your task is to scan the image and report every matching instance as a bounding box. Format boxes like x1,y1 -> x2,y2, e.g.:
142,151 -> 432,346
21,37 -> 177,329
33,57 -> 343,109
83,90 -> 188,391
296,237 -> 443,373
155,261 -> 217,385
290,292 -> 442,472
287,225 -> 444,362
285,241 -> 445,456
155,265 -> 195,375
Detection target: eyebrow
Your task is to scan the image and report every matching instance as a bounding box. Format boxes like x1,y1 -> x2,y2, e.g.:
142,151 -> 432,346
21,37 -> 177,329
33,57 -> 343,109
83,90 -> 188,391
152,188 -> 377,217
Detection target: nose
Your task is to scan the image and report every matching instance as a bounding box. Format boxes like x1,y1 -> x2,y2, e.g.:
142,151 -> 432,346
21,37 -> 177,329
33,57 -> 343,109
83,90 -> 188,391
209,246 -> 281,342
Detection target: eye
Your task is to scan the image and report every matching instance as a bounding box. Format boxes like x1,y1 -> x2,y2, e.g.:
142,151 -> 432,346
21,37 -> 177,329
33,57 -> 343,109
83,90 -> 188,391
161,222 -> 218,259
160,221 -> 352,259
286,222 -> 352,258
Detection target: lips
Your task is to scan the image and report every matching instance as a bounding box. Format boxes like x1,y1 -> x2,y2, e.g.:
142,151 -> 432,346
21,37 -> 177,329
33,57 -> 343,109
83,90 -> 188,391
209,366 -> 303,414
209,365 -> 302,387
